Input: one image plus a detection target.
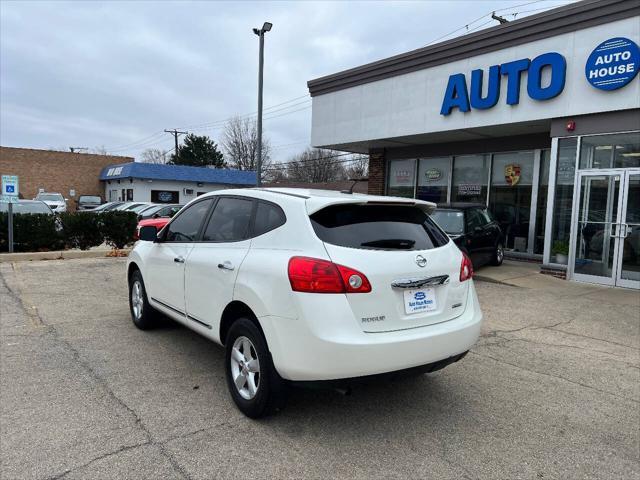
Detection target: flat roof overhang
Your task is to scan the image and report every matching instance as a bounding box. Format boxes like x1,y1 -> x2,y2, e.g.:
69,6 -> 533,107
307,0 -> 639,97
317,119 -> 551,154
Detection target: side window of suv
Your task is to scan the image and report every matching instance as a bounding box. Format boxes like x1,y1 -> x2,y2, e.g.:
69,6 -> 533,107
253,201 -> 286,237
165,199 -> 213,242
202,197 -> 254,242
466,208 -> 484,232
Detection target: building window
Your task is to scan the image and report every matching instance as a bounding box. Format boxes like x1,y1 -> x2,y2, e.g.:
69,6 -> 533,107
417,157 -> 449,203
489,151 -> 534,252
579,132 -> 640,169
151,190 -> 180,203
534,149 -> 551,255
387,159 -> 416,198
550,138 -> 578,264
126,189 -> 133,201
451,154 -> 490,204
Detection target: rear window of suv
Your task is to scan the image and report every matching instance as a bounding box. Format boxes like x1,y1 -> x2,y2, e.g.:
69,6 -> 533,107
310,204 -> 449,250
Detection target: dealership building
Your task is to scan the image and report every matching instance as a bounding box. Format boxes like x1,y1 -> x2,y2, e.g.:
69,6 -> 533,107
308,0 -> 639,288
99,162 -> 256,204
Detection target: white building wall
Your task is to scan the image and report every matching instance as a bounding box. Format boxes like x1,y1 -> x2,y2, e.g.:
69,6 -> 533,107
104,179 -> 234,204
311,17 -> 640,147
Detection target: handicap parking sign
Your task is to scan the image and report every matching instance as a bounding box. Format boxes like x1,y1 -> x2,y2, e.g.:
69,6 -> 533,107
1,175 -> 19,202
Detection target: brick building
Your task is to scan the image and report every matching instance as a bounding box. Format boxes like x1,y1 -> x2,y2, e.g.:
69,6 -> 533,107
0,147 -> 132,211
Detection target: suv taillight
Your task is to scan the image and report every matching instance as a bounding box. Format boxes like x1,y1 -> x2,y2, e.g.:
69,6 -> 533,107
288,256 -> 371,294
460,253 -> 474,282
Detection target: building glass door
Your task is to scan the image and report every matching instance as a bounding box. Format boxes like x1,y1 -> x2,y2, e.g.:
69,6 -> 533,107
571,169 -> 640,288
616,173 -> 640,289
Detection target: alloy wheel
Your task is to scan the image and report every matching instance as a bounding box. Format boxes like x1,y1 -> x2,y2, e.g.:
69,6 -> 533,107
230,336 -> 261,400
131,280 -> 144,320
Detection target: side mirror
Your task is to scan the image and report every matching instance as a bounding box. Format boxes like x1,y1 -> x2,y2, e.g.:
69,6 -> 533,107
139,225 -> 158,242
152,213 -> 160,218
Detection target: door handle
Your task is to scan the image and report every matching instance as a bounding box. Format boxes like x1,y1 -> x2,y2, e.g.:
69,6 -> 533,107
174,256 -> 185,263
218,261 -> 234,271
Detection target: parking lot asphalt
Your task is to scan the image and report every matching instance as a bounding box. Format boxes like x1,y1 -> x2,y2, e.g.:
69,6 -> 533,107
1,258 -> 638,480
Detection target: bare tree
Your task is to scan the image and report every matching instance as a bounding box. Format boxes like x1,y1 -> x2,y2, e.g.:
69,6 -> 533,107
91,146 -> 108,155
221,116 -> 272,177
140,148 -> 170,164
284,148 -> 346,183
344,155 -> 369,179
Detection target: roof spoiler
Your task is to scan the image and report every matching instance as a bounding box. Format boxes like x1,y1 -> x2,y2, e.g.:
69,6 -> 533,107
306,198 -> 436,215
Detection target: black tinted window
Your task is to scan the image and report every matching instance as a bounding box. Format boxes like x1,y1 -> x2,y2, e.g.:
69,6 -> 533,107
253,202 -> 286,237
466,209 -> 485,231
202,197 -> 253,242
311,204 -> 449,250
165,199 -> 213,242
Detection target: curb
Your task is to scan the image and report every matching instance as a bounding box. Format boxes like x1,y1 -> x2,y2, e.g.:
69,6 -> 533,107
0,249 -> 131,263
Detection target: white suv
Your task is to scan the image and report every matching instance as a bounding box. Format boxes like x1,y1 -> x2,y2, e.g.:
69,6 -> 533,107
127,188 -> 483,417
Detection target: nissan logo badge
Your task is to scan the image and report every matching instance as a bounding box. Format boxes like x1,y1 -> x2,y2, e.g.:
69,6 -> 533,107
415,255 -> 427,268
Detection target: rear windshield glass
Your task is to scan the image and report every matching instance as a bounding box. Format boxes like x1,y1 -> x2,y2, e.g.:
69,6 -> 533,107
36,194 -> 63,201
430,209 -> 464,235
310,204 -> 449,251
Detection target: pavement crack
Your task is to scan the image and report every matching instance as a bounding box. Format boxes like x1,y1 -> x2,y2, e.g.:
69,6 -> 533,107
469,350 -> 639,404
43,442 -> 150,480
2,265 -> 191,480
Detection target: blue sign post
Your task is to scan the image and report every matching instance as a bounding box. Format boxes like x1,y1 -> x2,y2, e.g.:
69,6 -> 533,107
2,175 -> 19,253
585,37 -> 640,91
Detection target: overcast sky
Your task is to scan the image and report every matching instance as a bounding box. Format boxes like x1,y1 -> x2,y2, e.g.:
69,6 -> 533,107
1,0 -> 575,163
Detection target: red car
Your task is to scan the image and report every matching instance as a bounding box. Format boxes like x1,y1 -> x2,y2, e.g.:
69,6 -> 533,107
134,217 -> 170,240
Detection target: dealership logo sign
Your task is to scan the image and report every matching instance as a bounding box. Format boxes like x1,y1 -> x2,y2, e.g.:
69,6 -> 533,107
585,37 -> 640,91
423,168 -> 442,181
440,52 -> 566,115
505,164 -> 521,186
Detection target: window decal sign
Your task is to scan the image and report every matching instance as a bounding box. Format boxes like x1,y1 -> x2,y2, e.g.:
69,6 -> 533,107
585,37 -> 640,91
457,184 -> 481,196
505,164 -> 521,186
440,52 -> 566,115
423,168 -> 442,182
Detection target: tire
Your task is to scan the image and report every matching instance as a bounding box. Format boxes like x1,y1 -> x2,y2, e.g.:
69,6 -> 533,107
128,270 -> 157,330
225,317 -> 287,418
491,242 -> 504,266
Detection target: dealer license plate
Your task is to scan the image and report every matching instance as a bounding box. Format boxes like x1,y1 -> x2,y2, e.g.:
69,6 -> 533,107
403,288 -> 437,315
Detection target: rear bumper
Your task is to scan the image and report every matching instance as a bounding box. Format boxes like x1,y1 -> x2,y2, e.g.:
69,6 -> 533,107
260,281 -> 483,381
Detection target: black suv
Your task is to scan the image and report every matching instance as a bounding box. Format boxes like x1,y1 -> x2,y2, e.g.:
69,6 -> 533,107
430,203 -> 504,268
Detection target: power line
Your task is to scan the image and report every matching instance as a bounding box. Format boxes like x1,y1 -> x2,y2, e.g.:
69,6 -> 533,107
104,93 -> 310,152
177,94 -> 310,130
424,0 -> 560,46
264,152 -> 368,171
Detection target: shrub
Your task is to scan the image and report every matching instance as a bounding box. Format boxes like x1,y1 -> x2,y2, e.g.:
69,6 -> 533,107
59,212 -> 103,250
0,212 -> 62,252
100,211 -> 138,249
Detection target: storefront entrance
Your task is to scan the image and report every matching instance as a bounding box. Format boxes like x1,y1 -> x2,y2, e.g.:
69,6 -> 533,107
570,169 -> 640,289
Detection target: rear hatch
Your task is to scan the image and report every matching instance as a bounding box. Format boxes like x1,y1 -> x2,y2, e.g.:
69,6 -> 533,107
309,201 -> 469,333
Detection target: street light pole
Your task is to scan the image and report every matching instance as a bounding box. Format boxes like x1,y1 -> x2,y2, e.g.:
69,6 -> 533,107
253,22 -> 272,187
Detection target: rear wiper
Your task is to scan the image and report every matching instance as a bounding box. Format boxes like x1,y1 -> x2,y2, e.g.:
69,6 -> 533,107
361,239 -> 416,249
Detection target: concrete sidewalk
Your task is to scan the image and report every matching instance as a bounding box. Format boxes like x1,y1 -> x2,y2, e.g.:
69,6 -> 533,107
0,247 -> 131,263
475,260 -> 639,307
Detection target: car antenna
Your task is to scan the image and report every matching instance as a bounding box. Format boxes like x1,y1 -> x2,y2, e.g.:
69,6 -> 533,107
341,177 -> 367,195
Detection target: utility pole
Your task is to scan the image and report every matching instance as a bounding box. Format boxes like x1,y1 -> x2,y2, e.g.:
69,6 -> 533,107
69,147 -> 88,153
164,129 -> 187,159
253,21 -> 272,187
